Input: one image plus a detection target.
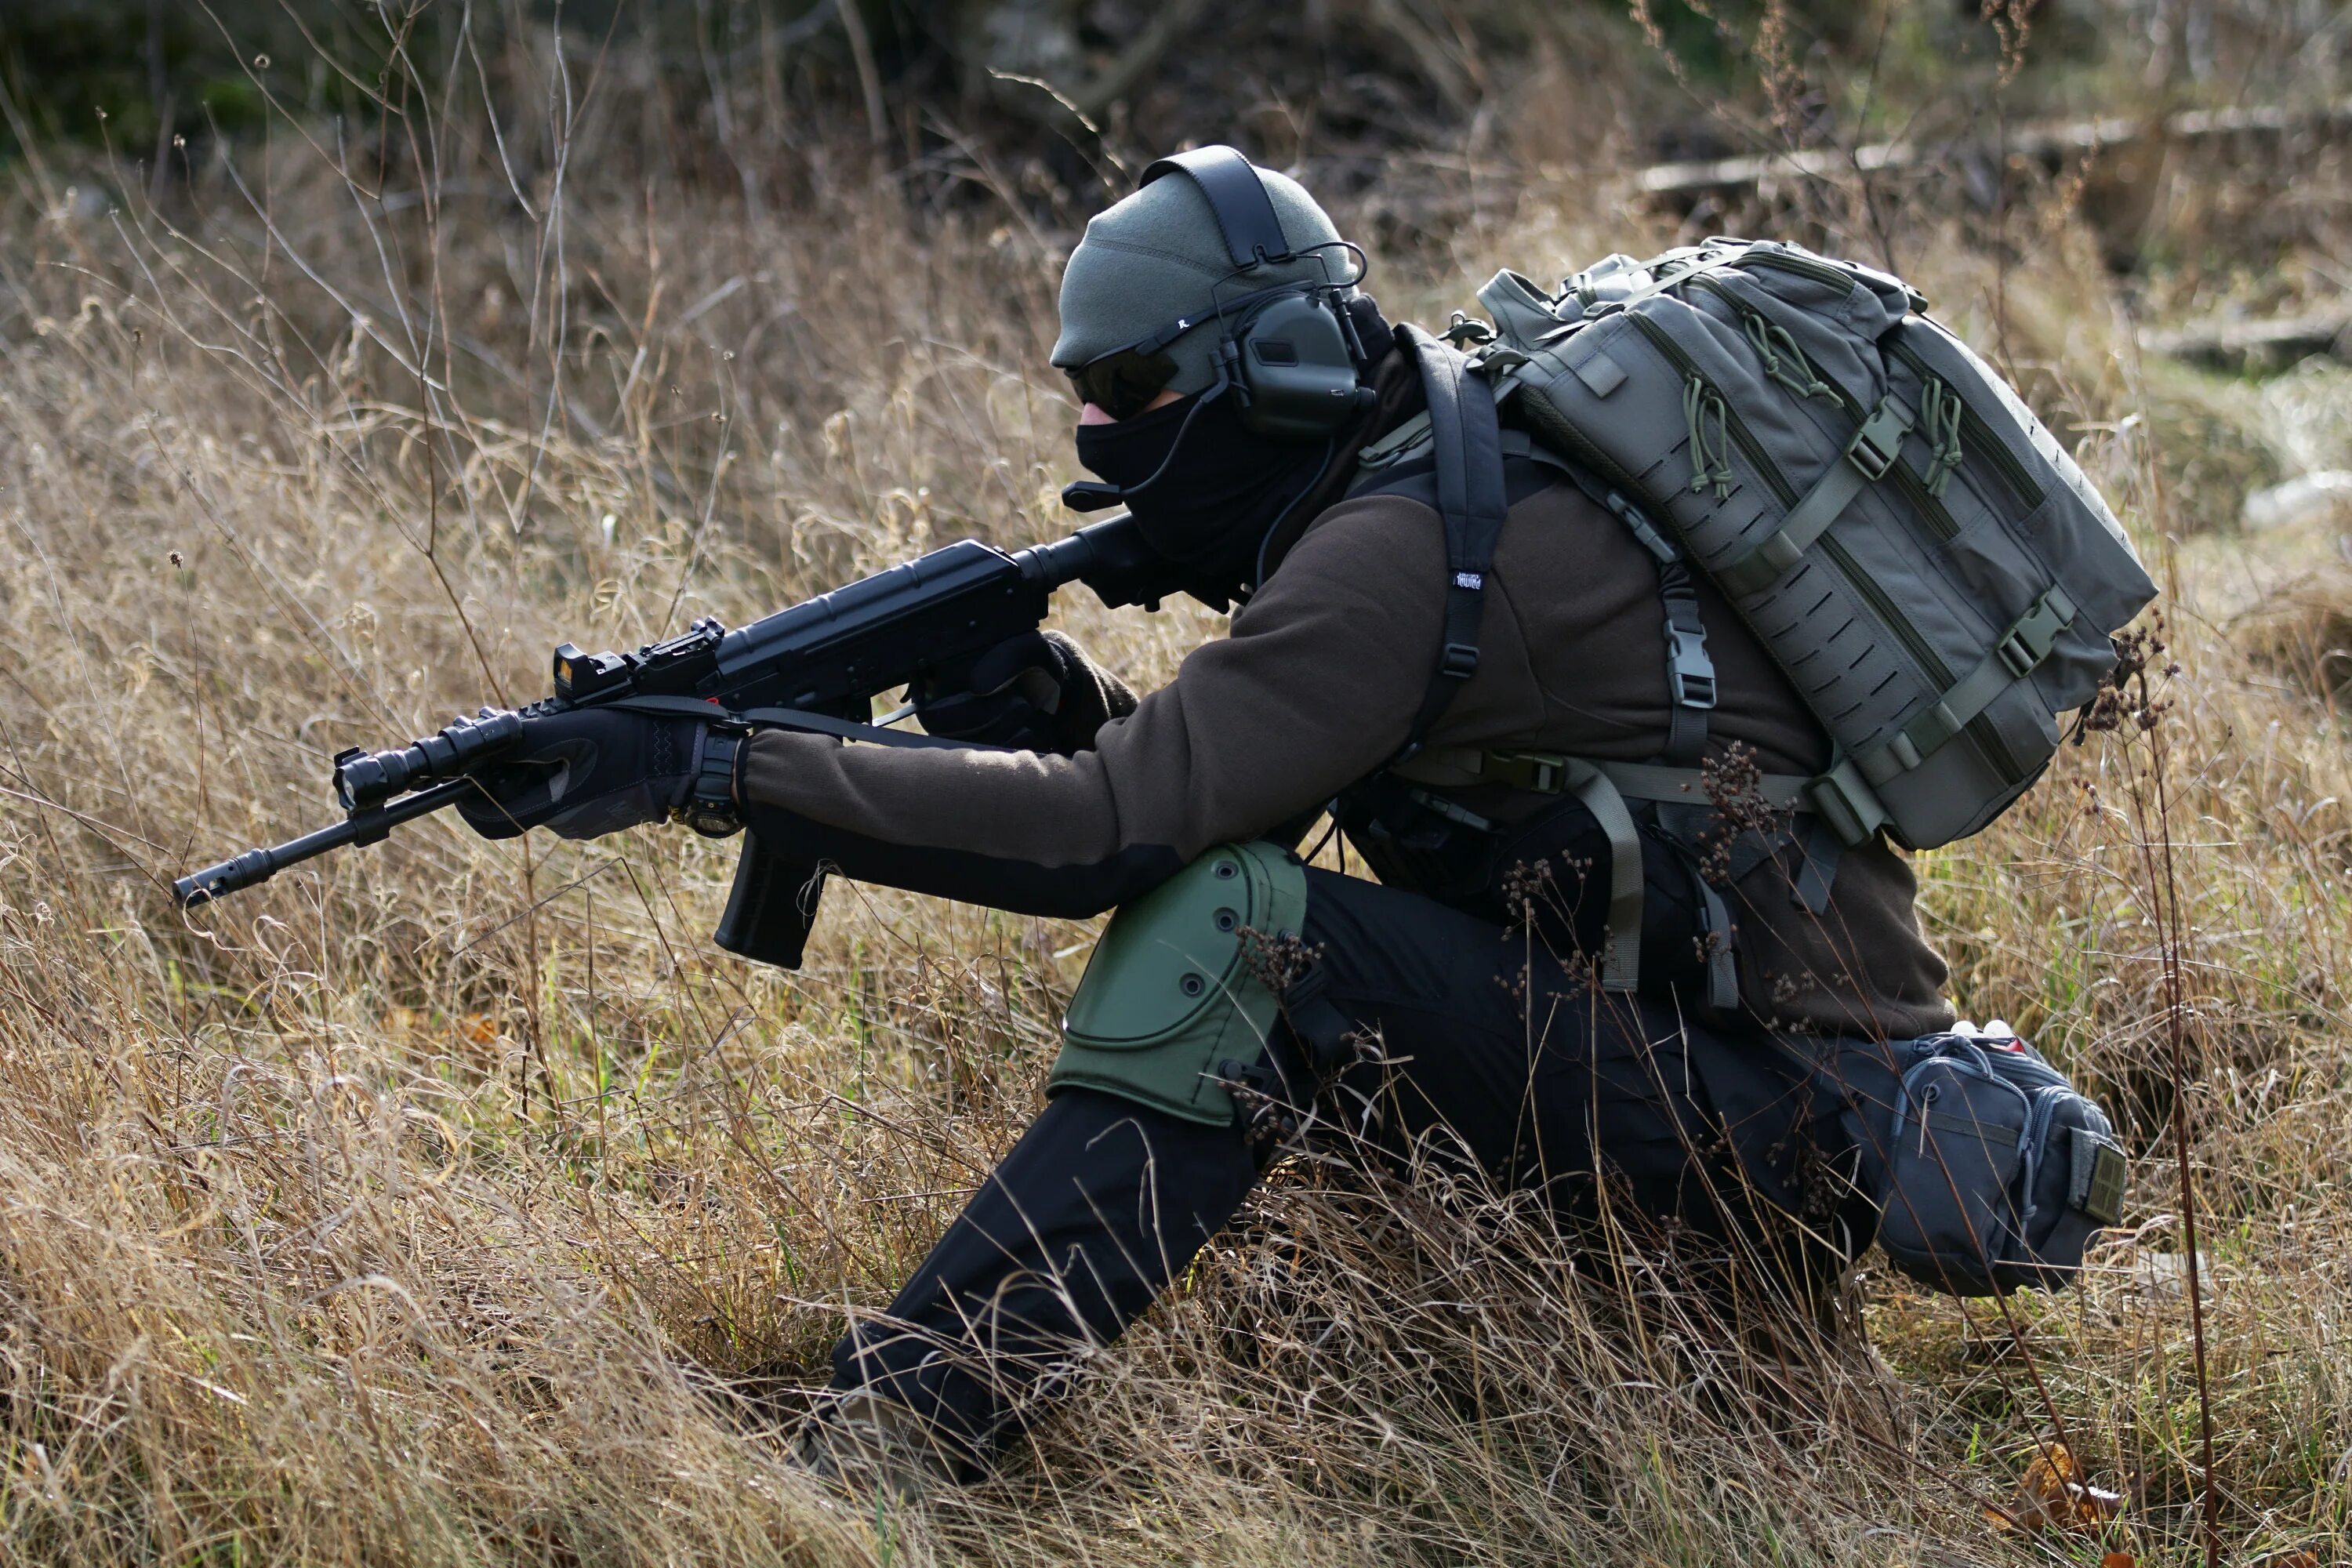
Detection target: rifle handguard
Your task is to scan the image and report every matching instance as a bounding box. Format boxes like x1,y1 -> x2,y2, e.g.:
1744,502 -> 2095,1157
335,708 -> 525,810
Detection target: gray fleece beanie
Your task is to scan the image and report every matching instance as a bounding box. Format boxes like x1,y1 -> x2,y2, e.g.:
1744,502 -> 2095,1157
1052,160 -> 1348,397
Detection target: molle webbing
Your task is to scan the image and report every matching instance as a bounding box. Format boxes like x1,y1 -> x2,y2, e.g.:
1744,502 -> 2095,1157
1711,397 -> 1913,597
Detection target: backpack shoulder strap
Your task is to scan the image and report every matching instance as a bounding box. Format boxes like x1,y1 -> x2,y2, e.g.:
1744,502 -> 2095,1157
1393,324 -> 1507,757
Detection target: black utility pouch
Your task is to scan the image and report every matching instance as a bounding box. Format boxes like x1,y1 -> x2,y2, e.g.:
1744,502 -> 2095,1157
1864,1033 -> 2128,1296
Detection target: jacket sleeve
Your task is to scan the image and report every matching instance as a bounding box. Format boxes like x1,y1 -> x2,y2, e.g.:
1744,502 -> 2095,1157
736,492 -> 1447,916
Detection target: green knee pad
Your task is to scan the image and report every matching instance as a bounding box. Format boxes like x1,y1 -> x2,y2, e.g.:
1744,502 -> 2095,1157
1047,843 -> 1310,1127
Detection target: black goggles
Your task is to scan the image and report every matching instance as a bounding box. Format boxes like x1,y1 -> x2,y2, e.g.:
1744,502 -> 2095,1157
1065,346 -> 1183,422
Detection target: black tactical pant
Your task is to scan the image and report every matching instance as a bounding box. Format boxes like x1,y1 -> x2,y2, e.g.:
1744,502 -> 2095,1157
826,867 -> 1862,1469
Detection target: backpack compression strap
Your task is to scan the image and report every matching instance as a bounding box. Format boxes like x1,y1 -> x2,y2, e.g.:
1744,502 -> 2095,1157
1394,325 -> 1508,757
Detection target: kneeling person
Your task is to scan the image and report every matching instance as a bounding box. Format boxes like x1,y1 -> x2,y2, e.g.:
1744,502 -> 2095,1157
481,150 -> 1956,1485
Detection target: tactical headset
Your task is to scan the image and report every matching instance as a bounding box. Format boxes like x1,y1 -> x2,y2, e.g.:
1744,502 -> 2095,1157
1062,146 -> 1375,514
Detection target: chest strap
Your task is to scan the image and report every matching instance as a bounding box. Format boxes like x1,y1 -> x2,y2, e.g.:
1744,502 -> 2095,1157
1541,458 -> 1718,768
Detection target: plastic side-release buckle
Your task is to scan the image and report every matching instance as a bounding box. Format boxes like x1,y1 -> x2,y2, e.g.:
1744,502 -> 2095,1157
1845,397 -> 1912,481
1479,750 -> 1568,794
1996,586 -> 2079,679
1665,623 -> 1718,709
1605,490 -> 1682,564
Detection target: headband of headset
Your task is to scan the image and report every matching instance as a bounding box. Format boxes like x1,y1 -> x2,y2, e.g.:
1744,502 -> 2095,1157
1138,146 -> 1296,271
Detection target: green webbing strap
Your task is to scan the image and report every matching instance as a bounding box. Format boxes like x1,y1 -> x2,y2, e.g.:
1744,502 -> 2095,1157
1497,429 -> 1570,470
1385,750 -> 1852,987
1855,586 -> 2078,786
1392,748 -> 1642,989
1715,397 -> 1913,598
1693,878 -> 1740,1009
1600,250 -> 1751,314
1395,750 -> 1817,811
1562,757 -> 1646,994
1593,759 -> 1814,810
1356,410 -> 1435,471
1791,816 -> 1843,914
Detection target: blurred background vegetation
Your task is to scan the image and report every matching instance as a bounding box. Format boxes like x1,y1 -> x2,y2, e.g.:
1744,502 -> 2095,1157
2,1 -> 2337,189
4,5 -> 2352,1566
5,0 -> 2345,319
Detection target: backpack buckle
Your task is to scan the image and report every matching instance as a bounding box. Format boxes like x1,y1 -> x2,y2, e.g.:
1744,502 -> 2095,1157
1664,623 -> 1718,709
1995,586 -> 2079,679
1481,750 -> 1567,794
1439,642 -> 1480,680
1845,397 -> 1912,482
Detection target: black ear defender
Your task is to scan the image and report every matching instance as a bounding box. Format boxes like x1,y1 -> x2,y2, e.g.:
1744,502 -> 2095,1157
1137,147 -> 1375,441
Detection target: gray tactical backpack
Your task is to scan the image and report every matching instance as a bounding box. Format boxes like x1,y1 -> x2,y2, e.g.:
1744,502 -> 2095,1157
1364,239 -> 2157,1002
1484,239 -> 2156,848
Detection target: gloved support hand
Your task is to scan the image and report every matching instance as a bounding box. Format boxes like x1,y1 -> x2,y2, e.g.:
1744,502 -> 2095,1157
914,630 -> 1139,755
454,706 -> 717,842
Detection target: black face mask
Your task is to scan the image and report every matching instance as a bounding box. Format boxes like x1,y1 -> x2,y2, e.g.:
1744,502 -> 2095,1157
1073,387 -> 1334,609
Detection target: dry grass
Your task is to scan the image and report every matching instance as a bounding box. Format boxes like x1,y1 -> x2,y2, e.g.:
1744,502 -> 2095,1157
3,22 -> 2351,1568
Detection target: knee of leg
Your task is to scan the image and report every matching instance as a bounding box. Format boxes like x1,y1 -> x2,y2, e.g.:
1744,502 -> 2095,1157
1047,842 -> 1309,1129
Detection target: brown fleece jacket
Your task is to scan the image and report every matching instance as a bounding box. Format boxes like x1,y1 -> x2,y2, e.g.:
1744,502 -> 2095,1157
740,376 -> 1955,1040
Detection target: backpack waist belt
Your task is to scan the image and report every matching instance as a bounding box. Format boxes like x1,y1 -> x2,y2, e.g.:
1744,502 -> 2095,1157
1386,749 -> 1841,1005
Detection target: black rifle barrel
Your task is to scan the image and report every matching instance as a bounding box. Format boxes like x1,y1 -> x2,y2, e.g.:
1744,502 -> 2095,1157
172,777 -> 480,908
1015,514 -> 1168,608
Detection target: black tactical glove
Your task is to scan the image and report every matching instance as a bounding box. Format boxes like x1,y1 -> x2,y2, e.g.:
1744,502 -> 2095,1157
913,630 -> 1139,755
454,706 -> 719,842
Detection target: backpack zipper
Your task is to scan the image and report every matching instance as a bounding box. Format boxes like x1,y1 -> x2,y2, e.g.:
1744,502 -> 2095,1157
2018,1083 -> 2072,1228
1724,245 -> 1862,293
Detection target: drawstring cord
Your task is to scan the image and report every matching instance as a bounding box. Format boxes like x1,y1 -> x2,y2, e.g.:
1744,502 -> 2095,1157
1682,376 -> 1736,499
1744,313 -> 1834,401
1920,376 -> 1967,499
